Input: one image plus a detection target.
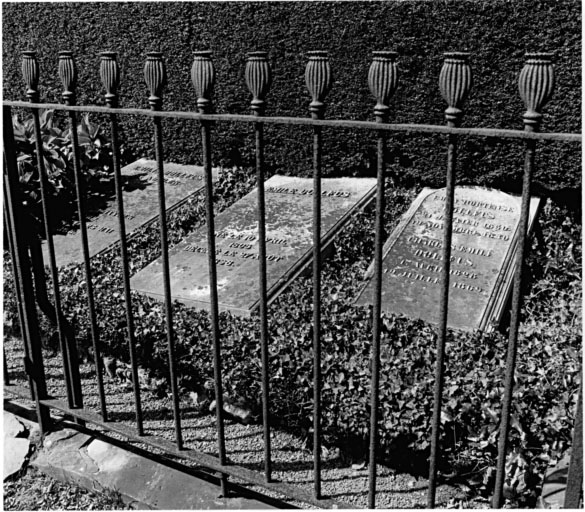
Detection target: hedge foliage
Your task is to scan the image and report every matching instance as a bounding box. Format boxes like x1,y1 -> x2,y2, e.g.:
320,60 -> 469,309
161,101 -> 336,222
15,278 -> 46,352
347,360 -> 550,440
2,1 -> 581,196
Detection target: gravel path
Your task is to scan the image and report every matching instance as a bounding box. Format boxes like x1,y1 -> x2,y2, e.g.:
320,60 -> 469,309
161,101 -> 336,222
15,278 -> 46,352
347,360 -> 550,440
5,335 -> 485,509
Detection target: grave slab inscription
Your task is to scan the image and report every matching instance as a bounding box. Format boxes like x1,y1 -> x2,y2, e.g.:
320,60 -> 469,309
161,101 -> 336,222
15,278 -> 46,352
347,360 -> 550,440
43,159 -> 219,267
130,175 -> 376,315
355,187 -> 540,331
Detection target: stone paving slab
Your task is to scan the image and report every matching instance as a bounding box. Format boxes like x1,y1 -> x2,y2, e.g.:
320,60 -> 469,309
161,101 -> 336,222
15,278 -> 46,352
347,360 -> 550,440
4,411 -> 31,481
31,426 -> 275,510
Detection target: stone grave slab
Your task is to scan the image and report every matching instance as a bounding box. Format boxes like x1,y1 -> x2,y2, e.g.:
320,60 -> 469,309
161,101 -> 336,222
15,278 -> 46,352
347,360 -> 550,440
355,187 -> 541,332
43,159 -> 220,267
131,175 -> 376,316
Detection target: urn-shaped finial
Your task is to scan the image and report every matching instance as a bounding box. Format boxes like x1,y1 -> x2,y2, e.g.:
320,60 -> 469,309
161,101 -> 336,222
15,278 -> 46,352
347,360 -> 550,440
58,50 -> 77,106
368,51 -> 399,122
245,51 -> 272,116
100,51 -> 119,108
191,51 -> 215,114
305,51 -> 332,119
22,50 -> 39,102
518,53 -> 555,130
144,51 -> 166,111
439,52 -> 473,126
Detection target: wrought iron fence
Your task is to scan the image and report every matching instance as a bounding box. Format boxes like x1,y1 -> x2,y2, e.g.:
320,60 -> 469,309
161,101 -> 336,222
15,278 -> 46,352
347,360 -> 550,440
2,49 -> 582,509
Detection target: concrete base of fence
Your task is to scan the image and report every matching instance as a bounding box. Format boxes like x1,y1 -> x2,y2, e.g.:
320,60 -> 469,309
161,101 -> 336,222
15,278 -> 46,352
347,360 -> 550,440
30,425 -> 275,510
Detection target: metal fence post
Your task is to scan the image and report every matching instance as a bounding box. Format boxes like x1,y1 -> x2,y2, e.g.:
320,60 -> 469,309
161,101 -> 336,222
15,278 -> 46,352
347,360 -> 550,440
22,50 -> 77,409
100,50 -> 144,435
367,50 -> 399,509
144,51 -> 183,450
192,50 -> 229,497
492,52 -> 555,508
305,49 -> 332,500
245,50 -> 273,483
428,52 -> 472,508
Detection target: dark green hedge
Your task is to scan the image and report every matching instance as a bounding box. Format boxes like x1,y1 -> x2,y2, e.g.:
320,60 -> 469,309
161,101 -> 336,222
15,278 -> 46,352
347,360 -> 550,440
3,1 -> 581,195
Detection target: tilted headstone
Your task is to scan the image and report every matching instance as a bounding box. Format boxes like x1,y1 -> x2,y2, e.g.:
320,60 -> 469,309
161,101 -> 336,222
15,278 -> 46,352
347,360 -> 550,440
42,159 -> 220,267
355,187 -> 541,331
130,175 -> 376,315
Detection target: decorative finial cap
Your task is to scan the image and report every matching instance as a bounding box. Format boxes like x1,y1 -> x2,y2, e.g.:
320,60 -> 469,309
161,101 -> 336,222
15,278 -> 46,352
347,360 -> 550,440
518,52 -> 555,130
22,50 -> 39,102
58,50 -> 77,106
439,52 -> 473,126
144,51 -> 166,111
100,51 -> 119,108
305,50 -> 332,119
191,50 -> 215,114
368,50 -> 399,122
245,51 -> 272,116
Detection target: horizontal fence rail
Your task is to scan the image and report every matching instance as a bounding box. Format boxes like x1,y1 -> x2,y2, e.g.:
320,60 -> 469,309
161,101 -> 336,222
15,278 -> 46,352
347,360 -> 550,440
3,100 -> 581,141
3,48 -> 582,510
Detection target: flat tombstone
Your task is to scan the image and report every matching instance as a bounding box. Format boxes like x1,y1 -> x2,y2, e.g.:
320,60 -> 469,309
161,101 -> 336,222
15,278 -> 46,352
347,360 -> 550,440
43,159 -> 219,267
131,175 -> 376,315
355,187 -> 540,331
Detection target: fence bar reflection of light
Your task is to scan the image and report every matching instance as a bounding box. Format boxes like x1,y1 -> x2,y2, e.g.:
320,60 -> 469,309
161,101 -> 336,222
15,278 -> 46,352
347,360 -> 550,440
192,50 -> 229,496
367,50 -> 399,509
305,50 -> 332,500
427,52 -> 472,508
492,53 -> 555,508
100,51 -> 144,436
144,51 -> 183,450
245,50 -> 273,482
22,51 -> 79,409
3,104 -> 52,433
59,50 -> 108,420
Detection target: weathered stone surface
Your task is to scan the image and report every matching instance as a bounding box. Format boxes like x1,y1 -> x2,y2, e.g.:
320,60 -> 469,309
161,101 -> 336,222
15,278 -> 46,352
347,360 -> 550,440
33,427 -> 274,509
4,412 -> 29,481
4,411 -> 25,438
43,159 -> 220,267
356,187 -> 540,331
131,175 -> 376,315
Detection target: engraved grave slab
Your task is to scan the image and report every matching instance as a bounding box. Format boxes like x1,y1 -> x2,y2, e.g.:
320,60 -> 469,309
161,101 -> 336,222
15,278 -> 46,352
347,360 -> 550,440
130,175 -> 376,315
355,187 -> 540,331
44,159 -> 219,267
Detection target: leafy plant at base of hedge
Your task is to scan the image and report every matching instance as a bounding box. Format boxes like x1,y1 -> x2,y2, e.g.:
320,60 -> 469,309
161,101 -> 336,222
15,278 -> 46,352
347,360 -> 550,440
2,175 -> 581,507
12,110 -> 113,232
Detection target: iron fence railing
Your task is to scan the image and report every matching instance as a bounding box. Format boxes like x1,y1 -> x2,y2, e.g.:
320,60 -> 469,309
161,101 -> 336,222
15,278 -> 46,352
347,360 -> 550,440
2,49 -> 582,509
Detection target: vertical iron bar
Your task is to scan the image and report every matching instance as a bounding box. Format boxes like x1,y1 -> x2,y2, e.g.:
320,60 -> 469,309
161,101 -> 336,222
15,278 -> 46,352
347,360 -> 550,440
368,130 -> 385,508
3,191 -> 30,391
366,50 -> 398,509
100,51 -> 144,436
4,104 -> 52,433
192,50 -> 228,496
312,123 -> 323,500
427,132 -> 457,506
564,383 -> 583,508
493,53 -> 554,508
4,180 -> 35,400
145,52 -> 183,449
428,52 -> 472,507
22,51 -> 77,409
245,50 -> 273,483
70,110 -> 104,418
55,51 -> 88,416
305,50 -> 331,500
202,117 -> 228,496
492,137 -> 535,507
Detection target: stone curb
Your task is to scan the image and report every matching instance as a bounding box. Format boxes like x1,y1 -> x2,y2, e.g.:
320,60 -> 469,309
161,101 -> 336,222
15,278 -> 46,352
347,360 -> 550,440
31,426 -> 276,510
4,403 -> 276,510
